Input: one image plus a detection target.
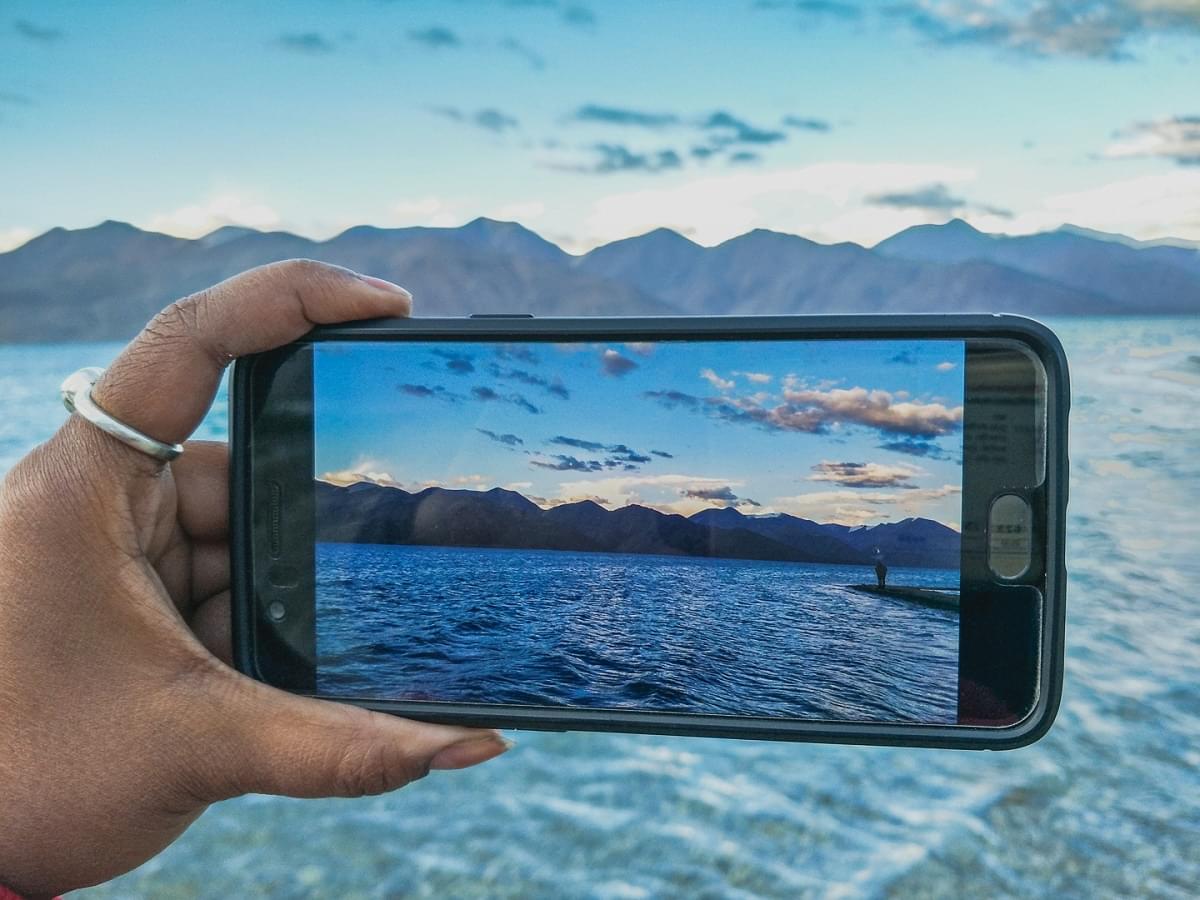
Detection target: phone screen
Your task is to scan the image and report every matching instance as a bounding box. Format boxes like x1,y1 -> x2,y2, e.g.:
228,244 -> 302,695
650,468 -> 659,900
309,338 -> 971,725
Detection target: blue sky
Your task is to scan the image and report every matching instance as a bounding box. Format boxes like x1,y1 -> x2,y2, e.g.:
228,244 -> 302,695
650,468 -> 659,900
314,338 -> 966,527
2,1 -> 1199,252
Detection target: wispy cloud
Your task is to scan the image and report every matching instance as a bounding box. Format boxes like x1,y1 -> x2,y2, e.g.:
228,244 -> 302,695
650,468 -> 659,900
531,453 -> 605,472
432,348 -> 476,374
571,104 -> 680,128
783,115 -> 832,132
545,435 -> 653,470
504,0 -> 597,30
558,105 -> 826,174
563,143 -> 683,174
500,36 -> 546,69
1104,116 -> 1200,167
14,19 -> 63,42
808,460 -> 924,488
562,4 -> 597,28
400,383 -> 461,402
275,32 -> 338,54
682,484 -> 761,508
549,435 -> 607,452
477,428 -> 524,446
471,385 -> 542,413
495,345 -> 541,365
867,182 -> 1012,218
702,111 -> 786,146
487,364 -> 570,398
409,26 -> 462,49
753,1 -> 862,20
877,437 -> 953,460
431,106 -> 520,133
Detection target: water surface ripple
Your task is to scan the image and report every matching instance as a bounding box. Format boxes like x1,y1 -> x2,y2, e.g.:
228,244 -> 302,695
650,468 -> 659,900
1,318 -> 1195,898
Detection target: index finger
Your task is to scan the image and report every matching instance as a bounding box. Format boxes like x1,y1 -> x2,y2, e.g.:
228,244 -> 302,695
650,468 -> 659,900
92,260 -> 411,448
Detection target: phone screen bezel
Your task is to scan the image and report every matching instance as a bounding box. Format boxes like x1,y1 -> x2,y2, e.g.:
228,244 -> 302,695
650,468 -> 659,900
231,314 -> 1068,750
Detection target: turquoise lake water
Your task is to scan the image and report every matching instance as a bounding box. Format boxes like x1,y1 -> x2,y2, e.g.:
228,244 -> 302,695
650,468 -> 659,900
2,317 -> 1197,898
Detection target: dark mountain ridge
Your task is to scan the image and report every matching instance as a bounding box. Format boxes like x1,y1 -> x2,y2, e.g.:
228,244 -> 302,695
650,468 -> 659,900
2,216 -> 1196,342
316,480 -> 961,570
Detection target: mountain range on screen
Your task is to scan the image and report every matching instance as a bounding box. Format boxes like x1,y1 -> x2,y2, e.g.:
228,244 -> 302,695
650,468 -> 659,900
315,480 -> 962,570
2,216 -> 1197,342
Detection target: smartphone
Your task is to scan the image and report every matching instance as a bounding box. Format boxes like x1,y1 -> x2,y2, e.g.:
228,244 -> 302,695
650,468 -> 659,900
231,314 -> 1068,749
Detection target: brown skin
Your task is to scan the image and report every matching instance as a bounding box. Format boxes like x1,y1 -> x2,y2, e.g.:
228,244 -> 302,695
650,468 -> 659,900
0,261 -> 510,897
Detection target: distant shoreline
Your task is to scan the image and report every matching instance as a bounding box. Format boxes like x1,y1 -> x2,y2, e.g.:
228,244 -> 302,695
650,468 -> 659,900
317,539 -> 962,572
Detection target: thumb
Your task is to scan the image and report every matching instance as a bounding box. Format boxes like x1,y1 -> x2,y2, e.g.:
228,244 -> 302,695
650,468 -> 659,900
206,676 -> 511,800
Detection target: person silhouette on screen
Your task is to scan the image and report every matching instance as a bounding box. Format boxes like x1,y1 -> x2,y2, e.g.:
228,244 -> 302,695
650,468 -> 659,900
874,553 -> 888,589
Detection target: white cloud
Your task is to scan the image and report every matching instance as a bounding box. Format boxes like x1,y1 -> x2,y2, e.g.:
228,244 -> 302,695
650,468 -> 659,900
392,195 -> 465,228
577,157 -> 1200,249
624,342 -> 656,356
771,484 -> 962,526
389,195 -> 548,229
319,468 -> 398,487
145,193 -> 283,238
700,367 -> 735,391
553,472 -> 747,515
936,361 -> 957,372
735,371 -> 773,384
317,456 -> 401,487
995,170 -> 1200,242
581,162 -> 978,248
0,226 -> 35,252
494,200 -> 546,222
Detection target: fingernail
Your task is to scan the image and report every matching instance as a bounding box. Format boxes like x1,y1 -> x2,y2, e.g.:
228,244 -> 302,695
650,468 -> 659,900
429,734 -> 514,771
358,274 -> 412,300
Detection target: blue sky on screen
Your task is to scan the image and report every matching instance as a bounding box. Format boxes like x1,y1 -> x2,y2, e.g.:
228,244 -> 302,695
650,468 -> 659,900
1,1 -> 1197,252
314,339 -> 966,527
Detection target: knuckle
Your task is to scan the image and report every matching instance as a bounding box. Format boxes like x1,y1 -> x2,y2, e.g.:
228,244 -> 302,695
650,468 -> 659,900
272,258 -> 352,307
274,258 -> 337,287
331,723 -> 428,797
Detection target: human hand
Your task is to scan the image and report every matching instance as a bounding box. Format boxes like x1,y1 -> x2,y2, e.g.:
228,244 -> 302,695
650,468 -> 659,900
0,261 -> 510,897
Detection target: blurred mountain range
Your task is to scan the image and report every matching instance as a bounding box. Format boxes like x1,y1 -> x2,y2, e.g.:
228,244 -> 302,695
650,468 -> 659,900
316,480 -> 962,569
1,217 -> 1197,342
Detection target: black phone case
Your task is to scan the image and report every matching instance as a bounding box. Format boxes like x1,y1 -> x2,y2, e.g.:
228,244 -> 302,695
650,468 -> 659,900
231,313 -> 1069,750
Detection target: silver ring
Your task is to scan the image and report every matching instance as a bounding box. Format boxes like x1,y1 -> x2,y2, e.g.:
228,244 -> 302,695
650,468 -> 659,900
61,367 -> 184,462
